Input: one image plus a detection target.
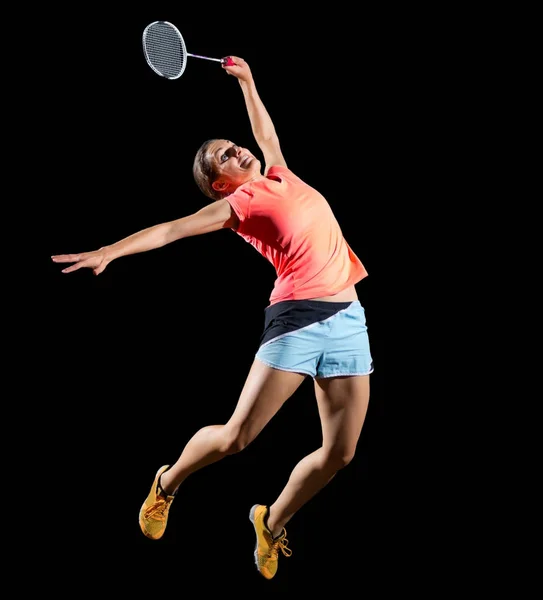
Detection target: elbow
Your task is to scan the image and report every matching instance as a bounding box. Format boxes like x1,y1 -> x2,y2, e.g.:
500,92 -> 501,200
257,131 -> 277,143
166,221 -> 188,244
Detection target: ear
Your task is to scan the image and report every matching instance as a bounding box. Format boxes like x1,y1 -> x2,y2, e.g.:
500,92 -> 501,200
212,180 -> 229,192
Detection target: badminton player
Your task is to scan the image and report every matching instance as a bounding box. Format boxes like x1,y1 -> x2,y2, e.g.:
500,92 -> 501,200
51,56 -> 373,580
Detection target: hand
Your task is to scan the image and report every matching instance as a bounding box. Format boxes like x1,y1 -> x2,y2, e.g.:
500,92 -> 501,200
222,56 -> 253,83
51,249 -> 110,275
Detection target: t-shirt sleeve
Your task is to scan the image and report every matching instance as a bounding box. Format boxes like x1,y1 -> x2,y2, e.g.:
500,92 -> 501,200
266,165 -> 290,178
225,186 -> 252,230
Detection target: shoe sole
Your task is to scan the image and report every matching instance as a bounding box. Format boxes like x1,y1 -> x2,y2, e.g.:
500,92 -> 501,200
249,504 -> 260,571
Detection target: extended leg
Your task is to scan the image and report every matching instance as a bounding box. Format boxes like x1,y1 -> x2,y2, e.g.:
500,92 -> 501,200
160,359 -> 306,494
266,375 -> 370,537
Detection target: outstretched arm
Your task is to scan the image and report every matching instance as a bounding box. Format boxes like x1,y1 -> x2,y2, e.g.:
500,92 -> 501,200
51,199 -> 237,275
223,56 -> 286,174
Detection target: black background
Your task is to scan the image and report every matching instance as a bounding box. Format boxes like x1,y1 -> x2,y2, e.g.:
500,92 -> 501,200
40,4 -> 399,595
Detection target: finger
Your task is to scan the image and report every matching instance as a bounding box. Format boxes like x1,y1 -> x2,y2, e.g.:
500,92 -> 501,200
51,254 -> 82,263
61,262 -> 85,274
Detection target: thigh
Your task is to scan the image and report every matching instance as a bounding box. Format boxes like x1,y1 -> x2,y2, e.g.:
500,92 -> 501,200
226,358 -> 307,441
317,301 -> 373,378
314,375 -> 370,454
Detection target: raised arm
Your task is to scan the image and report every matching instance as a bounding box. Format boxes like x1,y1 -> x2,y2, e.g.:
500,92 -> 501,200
223,56 -> 286,174
51,199 -> 237,275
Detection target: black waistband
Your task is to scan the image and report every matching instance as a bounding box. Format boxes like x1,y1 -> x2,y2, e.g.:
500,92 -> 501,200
259,300 -> 354,347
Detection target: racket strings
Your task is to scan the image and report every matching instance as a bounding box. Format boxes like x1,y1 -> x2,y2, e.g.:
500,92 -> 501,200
143,22 -> 186,79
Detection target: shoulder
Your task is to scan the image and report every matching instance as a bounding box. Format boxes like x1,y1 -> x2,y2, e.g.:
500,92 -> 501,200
265,164 -> 295,181
266,164 -> 290,175
224,183 -> 254,223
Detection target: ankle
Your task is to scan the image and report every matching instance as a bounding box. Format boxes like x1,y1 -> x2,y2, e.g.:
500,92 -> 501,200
159,474 -> 175,496
265,509 -> 283,539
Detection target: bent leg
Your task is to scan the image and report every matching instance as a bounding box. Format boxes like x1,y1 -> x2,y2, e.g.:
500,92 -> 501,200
266,374 -> 370,537
160,358 -> 306,494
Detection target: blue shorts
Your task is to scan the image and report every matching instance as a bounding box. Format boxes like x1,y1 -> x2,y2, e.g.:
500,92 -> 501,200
255,299 -> 373,379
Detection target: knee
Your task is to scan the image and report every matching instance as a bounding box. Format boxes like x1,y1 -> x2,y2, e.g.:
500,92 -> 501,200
220,425 -> 252,455
324,447 -> 356,470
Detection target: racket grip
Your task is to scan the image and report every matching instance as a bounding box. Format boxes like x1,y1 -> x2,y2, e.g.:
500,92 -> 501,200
222,56 -> 236,66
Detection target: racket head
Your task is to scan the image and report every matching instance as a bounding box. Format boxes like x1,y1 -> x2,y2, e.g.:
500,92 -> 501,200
142,21 -> 188,79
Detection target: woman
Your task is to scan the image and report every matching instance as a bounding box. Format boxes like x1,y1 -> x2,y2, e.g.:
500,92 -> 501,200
51,56 -> 373,581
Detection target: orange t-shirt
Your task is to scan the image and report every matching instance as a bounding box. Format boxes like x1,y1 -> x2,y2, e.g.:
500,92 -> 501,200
225,165 -> 367,305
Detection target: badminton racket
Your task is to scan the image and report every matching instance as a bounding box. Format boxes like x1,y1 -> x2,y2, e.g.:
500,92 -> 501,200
142,21 -> 234,79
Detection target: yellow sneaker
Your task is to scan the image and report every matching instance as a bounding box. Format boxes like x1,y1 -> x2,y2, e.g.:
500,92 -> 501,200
139,465 -> 175,540
249,504 -> 292,580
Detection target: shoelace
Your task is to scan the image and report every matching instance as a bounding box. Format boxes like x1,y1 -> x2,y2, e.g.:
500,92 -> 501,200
144,497 -> 171,521
270,532 -> 293,558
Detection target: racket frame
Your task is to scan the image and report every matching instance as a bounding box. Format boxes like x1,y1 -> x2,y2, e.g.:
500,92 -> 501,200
142,20 -> 225,79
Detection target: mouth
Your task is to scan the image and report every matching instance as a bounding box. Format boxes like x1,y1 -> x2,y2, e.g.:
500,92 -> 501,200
239,155 -> 252,168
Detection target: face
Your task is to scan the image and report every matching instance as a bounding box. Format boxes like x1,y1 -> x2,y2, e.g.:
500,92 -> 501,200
208,140 -> 261,194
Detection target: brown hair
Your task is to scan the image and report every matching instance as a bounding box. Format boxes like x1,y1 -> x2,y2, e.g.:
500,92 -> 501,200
192,139 -> 224,201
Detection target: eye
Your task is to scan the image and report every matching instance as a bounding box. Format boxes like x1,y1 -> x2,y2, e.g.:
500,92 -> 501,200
221,153 -> 229,162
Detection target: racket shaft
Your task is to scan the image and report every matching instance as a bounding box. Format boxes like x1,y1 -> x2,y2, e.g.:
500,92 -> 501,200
188,52 -> 223,63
